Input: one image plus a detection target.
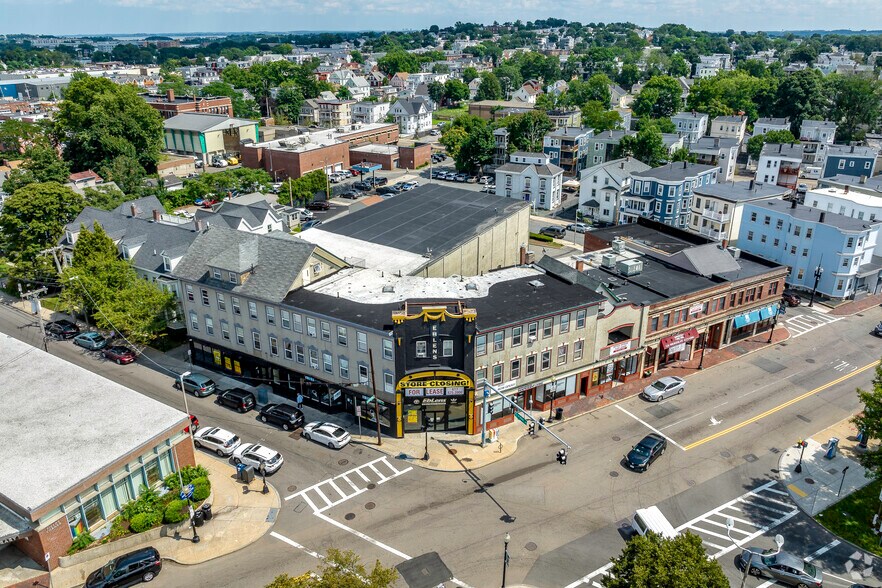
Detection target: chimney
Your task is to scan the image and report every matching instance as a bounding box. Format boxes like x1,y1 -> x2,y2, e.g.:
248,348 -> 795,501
166,89 -> 175,102
683,161 -> 687,169
194,219 -> 204,231
620,161 -> 625,169
850,145 -> 855,153
859,175 -> 867,184
791,199 -> 797,209
576,259 -> 585,272
519,245 -> 527,265
130,204 -> 138,217
152,209 -> 160,222
749,179 -> 755,191
819,211 -> 826,223
845,185 -> 850,193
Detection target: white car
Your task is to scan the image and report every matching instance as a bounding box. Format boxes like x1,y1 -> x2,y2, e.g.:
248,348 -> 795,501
302,421 -> 352,449
232,443 -> 284,473
402,181 -> 419,191
294,208 -> 314,220
429,129 -> 441,136
193,427 -> 241,457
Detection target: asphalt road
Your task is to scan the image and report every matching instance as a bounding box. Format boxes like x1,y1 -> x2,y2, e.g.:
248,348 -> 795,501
2,299 -> 880,588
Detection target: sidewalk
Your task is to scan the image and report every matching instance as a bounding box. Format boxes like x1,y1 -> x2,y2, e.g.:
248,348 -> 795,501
777,417 -> 876,516
51,454 -> 280,588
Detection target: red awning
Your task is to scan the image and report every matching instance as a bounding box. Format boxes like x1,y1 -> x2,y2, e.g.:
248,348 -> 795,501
660,328 -> 699,350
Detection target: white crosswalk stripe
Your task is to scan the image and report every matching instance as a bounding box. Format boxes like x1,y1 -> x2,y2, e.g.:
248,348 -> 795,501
285,456 -> 412,513
565,481 -> 799,587
784,309 -> 842,338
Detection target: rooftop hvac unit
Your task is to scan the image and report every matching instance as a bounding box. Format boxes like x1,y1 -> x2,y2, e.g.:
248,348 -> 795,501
611,239 -> 625,253
465,283 -> 478,291
337,127 -> 346,132
382,285 -> 395,293
528,280 -> 545,289
617,259 -> 643,276
727,247 -> 741,259
524,251 -> 536,264
601,253 -> 616,268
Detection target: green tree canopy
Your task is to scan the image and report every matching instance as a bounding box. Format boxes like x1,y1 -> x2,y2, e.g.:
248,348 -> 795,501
377,48 -> 421,75
853,361 -> 882,478
619,125 -> 668,167
0,119 -> 51,156
265,548 -> 398,588
2,146 -> 70,194
443,79 -> 470,105
496,110 -> 553,152
746,129 -> 798,160
201,81 -> 260,120
601,532 -> 728,588
775,69 -> 828,132
440,115 -> 488,161
164,167 -> 273,209
825,73 -> 882,142
462,66 -> 479,83
632,76 -> 682,119
53,74 -> 164,174
99,154 -> 145,195
157,74 -> 191,98
475,72 -> 503,101
278,169 -> 328,207
275,82 -> 305,125
564,74 -> 612,109
581,101 -> 623,133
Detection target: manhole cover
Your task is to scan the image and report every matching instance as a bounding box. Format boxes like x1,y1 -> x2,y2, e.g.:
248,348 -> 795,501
338,459 -> 349,466
462,457 -> 473,462
525,542 -> 538,552
609,471 -> 619,477
367,483 -> 377,490
287,485 -> 297,492
805,358 -> 816,364
365,502 -> 376,510
743,454 -> 758,463
448,448 -> 458,455
805,478 -> 815,485
720,451 -> 732,458
345,513 -> 356,520
687,479 -> 696,487
612,435 -> 621,441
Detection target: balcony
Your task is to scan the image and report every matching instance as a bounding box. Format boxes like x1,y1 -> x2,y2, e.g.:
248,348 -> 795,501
780,165 -> 800,176
701,208 -> 730,222
621,203 -> 649,214
698,226 -> 727,240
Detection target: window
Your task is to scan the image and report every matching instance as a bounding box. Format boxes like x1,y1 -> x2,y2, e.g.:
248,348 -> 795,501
306,317 -> 317,337
269,336 -> 278,356
761,234 -> 767,243
186,285 -> 194,302
205,317 -> 214,335
322,351 -> 333,373
232,297 -> 241,315
357,331 -> 368,352
662,313 -> 670,328
650,316 -> 659,331
774,238 -> 780,247
383,339 -> 393,360
492,364 -> 503,385
216,293 -> 226,311
793,226 -> 801,237
340,357 -> 349,380
337,326 -> 348,346
750,212 -> 757,222
162,255 -> 171,272
384,372 -> 394,393
790,246 -> 797,255
512,326 -> 522,346
309,348 -> 319,369
574,340 -> 584,361
528,322 -> 538,340
763,216 -> 770,226
493,331 -> 504,352
836,279 -> 844,290
235,326 -> 245,345
221,321 -> 230,340
576,309 -> 586,328
847,237 -> 854,248
284,340 -> 293,360
265,307 -> 275,325
320,321 -> 331,341
476,334 -> 487,355
229,272 -> 237,284
358,363 -> 369,384
803,248 -> 809,257
542,318 -> 553,338
281,310 -> 291,329
248,301 -> 258,319
189,312 -> 199,331
838,159 -> 846,169
747,231 -> 754,241
511,358 -> 521,379
212,267 -> 221,280
557,344 -> 568,365
296,343 -> 305,363
806,228 -> 813,239
200,289 -> 210,306
526,354 -> 537,374
776,219 -> 783,229
416,340 -> 427,358
560,314 -> 570,333
292,313 -> 303,333
252,331 -> 261,350
443,339 -> 453,357
541,350 -> 551,370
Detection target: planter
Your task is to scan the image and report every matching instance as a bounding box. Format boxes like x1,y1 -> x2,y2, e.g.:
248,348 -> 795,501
58,519 -> 190,568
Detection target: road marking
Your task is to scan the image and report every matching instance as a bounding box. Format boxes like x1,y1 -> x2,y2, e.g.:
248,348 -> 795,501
684,360 -> 878,450
270,531 -> 323,559
787,483 -> 808,498
614,405 -> 685,451
807,540 -> 840,561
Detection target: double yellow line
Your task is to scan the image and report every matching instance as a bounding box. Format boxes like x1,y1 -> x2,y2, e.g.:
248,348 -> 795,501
683,360 -> 878,451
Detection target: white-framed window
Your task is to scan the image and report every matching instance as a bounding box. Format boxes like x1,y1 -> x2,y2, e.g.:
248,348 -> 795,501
281,310 -> 291,329
510,358 -> 521,379
216,293 -> 226,311
309,348 -> 319,369
542,318 -> 553,338
293,313 -> 303,333
269,336 -> 278,356
232,297 -> 241,315
189,312 -> 199,331
443,339 -> 453,357
540,350 -> 551,370
512,326 -> 522,346
476,334 -> 486,355
356,331 -> 368,352
248,301 -> 258,319
416,340 -> 427,358
284,340 -> 293,360
212,268 -> 221,279
296,343 -> 305,363
576,309 -> 586,328
265,306 -> 275,325
252,331 -> 261,350
526,354 -> 537,374
200,289 -> 210,306
235,325 -> 245,345
339,357 -> 350,380
574,339 -> 584,360
221,320 -> 230,340
528,322 -> 538,340
205,316 -> 214,335
306,317 -> 317,337
383,339 -> 393,360
320,321 -> 331,341
560,314 -> 570,333
493,331 -> 504,352
185,285 -> 194,302
383,371 -> 394,393
557,344 -> 568,365
492,364 -> 503,385
322,351 -> 333,373
337,326 -> 348,346
229,272 -> 237,284
358,363 -> 369,384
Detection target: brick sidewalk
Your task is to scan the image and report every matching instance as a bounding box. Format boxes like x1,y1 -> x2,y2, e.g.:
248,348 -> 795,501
828,292 -> 882,316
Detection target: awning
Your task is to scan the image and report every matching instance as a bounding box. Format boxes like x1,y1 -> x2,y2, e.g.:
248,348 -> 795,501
758,304 -> 780,321
733,309 -> 762,328
584,199 -> 600,208
660,328 -> 699,350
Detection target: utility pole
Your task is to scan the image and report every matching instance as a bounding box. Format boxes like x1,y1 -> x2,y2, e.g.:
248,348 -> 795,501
19,284 -> 48,351
368,349 -> 382,446
40,246 -> 63,274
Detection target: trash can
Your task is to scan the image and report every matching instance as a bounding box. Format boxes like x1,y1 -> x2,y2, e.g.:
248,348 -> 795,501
825,437 -> 839,459
201,503 -> 212,521
242,464 -> 255,483
193,509 -> 205,527
236,463 -> 247,481
555,407 -> 564,421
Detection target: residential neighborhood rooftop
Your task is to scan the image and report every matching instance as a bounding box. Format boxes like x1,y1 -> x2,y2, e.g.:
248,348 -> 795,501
694,180 -> 790,202
632,162 -> 718,181
751,197 -> 882,230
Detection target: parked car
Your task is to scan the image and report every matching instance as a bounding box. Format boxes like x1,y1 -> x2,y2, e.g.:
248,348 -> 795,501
372,177 -> 389,187
101,345 -> 137,365
782,290 -> 801,307
625,433 -> 667,472
46,319 -> 80,340
539,226 -> 566,239
73,331 -> 108,350
348,168 -> 361,176
307,200 -> 331,211
302,421 -> 352,449
377,186 -> 398,196
641,376 -> 686,401
232,443 -> 284,473
353,181 -> 372,191
479,176 -> 492,184
797,183 -> 808,194
566,223 -> 591,233
402,181 -> 419,190
392,182 -> 407,192
873,322 -> 882,337
211,158 -> 228,168
194,159 -> 204,168
737,549 -> 822,587
84,547 -> 162,588
226,156 -> 239,166
293,208 -> 314,220
429,129 -> 441,136
216,388 -> 256,413
259,403 -> 304,431
301,219 -> 323,230
455,174 -> 469,182
193,426 -> 241,456
340,189 -> 361,199
175,373 -> 217,397
185,414 -> 199,434
201,199 -> 218,208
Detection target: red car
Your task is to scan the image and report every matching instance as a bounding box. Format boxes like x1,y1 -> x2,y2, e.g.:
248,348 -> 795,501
184,414 -> 199,433
101,345 -> 137,364
201,199 -> 218,208
349,168 -> 361,176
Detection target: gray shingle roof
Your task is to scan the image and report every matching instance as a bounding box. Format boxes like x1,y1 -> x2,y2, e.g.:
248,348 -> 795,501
694,181 -> 790,202
755,117 -> 789,126
632,162 -> 718,181
750,197 -> 880,231
112,195 -> 165,219
194,200 -> 275,231
760,142 -> 804,159
171,225 -> 317,302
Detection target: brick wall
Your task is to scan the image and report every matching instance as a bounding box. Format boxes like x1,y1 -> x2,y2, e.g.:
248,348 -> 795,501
15,515 -> 72,571
349,149 -> 396,170
243,143 -> 350,180
399,144 -> 431,170
7,573 -> 49,588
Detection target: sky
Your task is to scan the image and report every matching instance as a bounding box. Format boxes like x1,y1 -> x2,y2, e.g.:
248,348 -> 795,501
3,0 -> 882,36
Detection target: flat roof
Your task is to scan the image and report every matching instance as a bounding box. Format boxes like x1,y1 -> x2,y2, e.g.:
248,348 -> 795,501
807,186 -> 882,208
350,144 -> 398,155
694,181 -> 790,202
0,334 -> 187,517
749,197 -> 880,230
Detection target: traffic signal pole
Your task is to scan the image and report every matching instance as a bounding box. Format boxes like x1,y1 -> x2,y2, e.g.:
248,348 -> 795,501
482,383 -> 572,451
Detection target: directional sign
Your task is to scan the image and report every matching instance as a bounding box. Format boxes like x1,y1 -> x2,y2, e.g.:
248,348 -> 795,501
180,483 -> 194,500
515,412 -> 527,425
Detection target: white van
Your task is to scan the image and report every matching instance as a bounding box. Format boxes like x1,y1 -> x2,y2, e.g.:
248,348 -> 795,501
801,166 -> 821,180
631,506 -> 678,540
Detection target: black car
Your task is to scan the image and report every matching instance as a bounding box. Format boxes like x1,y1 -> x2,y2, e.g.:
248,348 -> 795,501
216,388 -> 256,413
371,177 -> 389,187
539,226 -> 566,239
85,547 -> 162,587
307,200 -> 331,211
625,433 -> 667,472
873,322 -> 882,337
46,319 -> 80,339
377,186 -> 398,195
352,181 -> 372,191
340,189 -> 361,199
259,403 -> 304,431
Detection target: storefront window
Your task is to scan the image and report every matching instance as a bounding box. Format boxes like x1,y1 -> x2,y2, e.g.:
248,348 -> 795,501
100,487 -> 117,519
144,459 -> 161,486
159,450 -> 173,477
115,479 -> 132,507
82,495 -> 103,530
130,468 -> 146,495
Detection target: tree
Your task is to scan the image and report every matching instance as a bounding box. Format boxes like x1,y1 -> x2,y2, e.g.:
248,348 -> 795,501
632,76 -> 682,119
601,532 -> 728,588
201,81 -> 260,120
746,129 -> 798,160
639,117 -> 676,134
670,147 -> 696,163
455,125 -> 494,173
499,110 -> 553,152
825,74 -> 882,142
619,125 -> 668,167
475,72 -> 503,101
2,146 -> 70,194
668,53 -> 690,77
775,69 -> 827,132
275,82 -> 305,125
377,48 -> 420,75
853,361 -> 882,478
99,154 -> 145,195
276,43 -> 294,55
616,64 -> 640,91
444,79 -> 470,105
265,548 -> 398,588
53,74 -> 164,174
157,74 -> 191,98
440,115 -> 487,161
565,74 -> 612,108
0,119 -> 50,155
427,81 -> 446,106
83,185 -> 129,211
350,49 -> 364,63
0,182 -> 85,280
581,101 -> 623,133
462,66 -> 479,83
336,86 -> 353,100
278,169 -> 327,207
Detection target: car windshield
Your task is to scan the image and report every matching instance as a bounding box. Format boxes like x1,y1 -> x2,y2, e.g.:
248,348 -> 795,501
99,560 -> 116,578
632,443 -> 651,456
267,453 -> 281,464
331,428 -> 347,438
650,381 -> 668,391
802,561 -> 817,576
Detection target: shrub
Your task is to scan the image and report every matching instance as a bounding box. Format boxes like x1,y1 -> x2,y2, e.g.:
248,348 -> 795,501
67,532 -> 95,555
163,499 -> 189,524
120,485 -> 161,521
109,517 -> 130,540
192,477 -> 211,502
129,511 -> 161,533
164,465 -> 210,492
529,232 -> 554,243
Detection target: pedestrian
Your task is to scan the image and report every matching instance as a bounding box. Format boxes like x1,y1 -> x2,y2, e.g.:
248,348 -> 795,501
296,392 -> 303,409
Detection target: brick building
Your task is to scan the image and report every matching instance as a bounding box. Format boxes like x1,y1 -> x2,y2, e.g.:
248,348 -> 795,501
143,89 -> 234,119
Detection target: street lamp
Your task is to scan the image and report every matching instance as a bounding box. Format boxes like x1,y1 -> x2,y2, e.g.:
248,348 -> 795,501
697,334 -> 707,370
422,407 -> 430,461
795,439 -> 808,474
726,517 -> 783,588
767,300 -> 785,344
501,532 -> 511,588
808,264 -> 824,307
547,376 -> 558,420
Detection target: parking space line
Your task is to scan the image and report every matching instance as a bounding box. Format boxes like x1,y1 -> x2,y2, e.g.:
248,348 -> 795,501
614,405 -> 686,451
687,525 -> 733,542
701,518 -> 752,534
702,540 -> 726,551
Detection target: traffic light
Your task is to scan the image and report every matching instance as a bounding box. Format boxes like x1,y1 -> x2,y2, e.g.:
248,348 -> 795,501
527,421 -> 535,436
556,448 -> 568,465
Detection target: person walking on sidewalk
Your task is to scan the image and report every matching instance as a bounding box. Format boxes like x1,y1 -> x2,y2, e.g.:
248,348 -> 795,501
296,392 -> 303,409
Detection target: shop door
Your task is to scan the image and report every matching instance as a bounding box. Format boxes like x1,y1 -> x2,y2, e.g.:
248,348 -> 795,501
425,409 -> 447,431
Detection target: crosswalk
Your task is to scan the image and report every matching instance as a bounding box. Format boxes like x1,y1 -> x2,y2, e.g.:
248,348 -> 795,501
785,309 -> 842,338
565,481 -> 799,588
285,456 -> 412,514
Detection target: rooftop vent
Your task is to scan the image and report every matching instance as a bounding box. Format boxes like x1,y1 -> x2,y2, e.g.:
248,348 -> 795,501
611,239 -> 625,253
617,259 -> 643,276
528,279 -> 545,289
382,285 -> 395,293
465,283 -> 478,291
601,253 -> 616,268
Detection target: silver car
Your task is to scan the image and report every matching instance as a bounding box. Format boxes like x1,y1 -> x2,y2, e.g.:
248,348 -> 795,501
302,421 -> 351,449
641,376 -> 686,401
738,549 -> 822,587
193,427 -> 241,456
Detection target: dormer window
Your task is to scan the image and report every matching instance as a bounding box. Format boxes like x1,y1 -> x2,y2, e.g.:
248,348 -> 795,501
213,268 -> 221,280
121,246 -> 130,260
162,255 -> 171,272
66,230 -> 75,244
229,272 -> 237,284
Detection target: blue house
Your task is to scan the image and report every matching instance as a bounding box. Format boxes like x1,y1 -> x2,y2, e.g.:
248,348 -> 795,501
543,127 -> 593,178
737,198 -> 882,300
822,145 -> 878,179
623,162 -> 719,227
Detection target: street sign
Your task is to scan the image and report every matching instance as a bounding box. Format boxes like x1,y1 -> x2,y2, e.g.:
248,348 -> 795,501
180,483 -> 194,500
355,406 -> 362,417
515,412 -> 527,425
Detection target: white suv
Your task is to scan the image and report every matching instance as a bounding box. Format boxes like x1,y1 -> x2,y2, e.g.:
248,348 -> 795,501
232,443 -> 284,473
193,427 -> 241,456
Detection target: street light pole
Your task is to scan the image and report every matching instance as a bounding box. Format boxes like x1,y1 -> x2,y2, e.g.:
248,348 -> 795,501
422,407 -> 429,461
808,264 -> 824,307
795,439 -> 808,474
767,300 -> 785,344
548,377 -> 557,420
726,518 -> 783,588
501,532 -> 510,588
838,465 -> 850,496
697,334 -> 707,370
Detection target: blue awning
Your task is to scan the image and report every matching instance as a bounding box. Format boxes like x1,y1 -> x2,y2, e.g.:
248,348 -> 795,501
758,304 -> 780,321
733,309 -> 762,328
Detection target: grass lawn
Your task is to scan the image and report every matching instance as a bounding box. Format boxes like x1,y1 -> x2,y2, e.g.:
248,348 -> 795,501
433,104 -> 467,122
40,296 -> 62,311
815,477 -> 882,556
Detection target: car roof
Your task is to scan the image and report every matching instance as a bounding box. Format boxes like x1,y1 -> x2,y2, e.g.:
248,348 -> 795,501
640,433 -> 665,445
657,376 -> 683,385
246,444 -> 278,459
188,373 -> 213,382
773,552 -> 808,570
224,388 -> 253,397
272,403 -> 298,414
200,427 -> 236,440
